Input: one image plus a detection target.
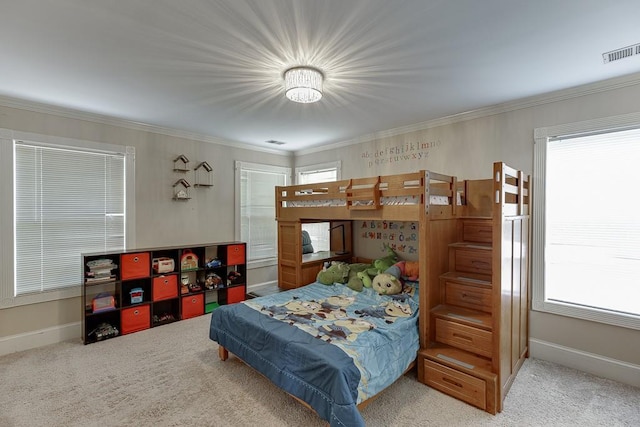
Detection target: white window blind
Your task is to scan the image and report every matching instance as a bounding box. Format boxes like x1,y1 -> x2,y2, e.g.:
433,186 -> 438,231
544,129 -> 640,316
238,162 -> 290,262
14,142 -> 125,295
533,121 -> 640,330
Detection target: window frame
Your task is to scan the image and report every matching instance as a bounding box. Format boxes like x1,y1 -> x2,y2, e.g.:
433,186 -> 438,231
234,161 -> 291,268
532,112 -> 640,330
0,128 -> 135,308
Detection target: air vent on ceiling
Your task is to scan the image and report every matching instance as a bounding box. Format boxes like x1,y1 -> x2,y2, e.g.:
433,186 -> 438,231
603,43 -> 640,64
265,140 -> 286,145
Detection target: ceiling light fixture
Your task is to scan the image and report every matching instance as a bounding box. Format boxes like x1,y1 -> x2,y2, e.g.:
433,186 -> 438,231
284,66 -> 323,103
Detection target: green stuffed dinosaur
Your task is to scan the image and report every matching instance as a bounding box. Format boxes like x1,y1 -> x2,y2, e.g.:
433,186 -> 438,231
352,245 -> 398,289
316,261 -> 350,285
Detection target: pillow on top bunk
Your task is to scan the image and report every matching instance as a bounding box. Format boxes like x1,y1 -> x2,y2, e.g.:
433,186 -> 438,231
301,230 -> 314,254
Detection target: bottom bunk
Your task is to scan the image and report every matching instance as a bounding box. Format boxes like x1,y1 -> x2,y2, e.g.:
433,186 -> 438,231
209,280 -> 420,427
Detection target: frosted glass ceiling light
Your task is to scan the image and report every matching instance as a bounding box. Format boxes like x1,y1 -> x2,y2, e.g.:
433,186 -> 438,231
284,66 -> 323,103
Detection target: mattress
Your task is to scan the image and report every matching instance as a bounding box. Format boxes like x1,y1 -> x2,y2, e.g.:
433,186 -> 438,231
209,281 -> 419,426
285,194 -> 453,207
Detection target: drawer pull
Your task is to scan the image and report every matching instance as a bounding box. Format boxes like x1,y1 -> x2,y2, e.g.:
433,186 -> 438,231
471,261 -> 489,268
442,376 -> 463,388
461,292 -> 481,300
134,309 -> 139,315
453,333 -> 473,342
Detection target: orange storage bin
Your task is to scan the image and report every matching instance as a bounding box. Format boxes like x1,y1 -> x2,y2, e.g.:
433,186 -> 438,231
226,244 -> 245,266
121,252 -> 150,280
181,294 -> 204,319
152,275 -> 178,301
227,285 -> 246,304
121,305 -> 150,334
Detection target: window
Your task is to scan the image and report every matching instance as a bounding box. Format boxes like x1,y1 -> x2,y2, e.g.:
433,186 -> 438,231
295,161 -> 340,185
533,116 -> 640,330
296,162 -> 341,253
236,161 -> 291,264
13,140 -> 131,297
0,131 -> 135,307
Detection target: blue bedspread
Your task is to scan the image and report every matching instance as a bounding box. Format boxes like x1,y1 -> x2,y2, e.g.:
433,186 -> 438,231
209,281 -> 419,427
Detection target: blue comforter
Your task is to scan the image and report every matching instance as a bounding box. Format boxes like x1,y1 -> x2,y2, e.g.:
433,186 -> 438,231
209,281 -> 419,427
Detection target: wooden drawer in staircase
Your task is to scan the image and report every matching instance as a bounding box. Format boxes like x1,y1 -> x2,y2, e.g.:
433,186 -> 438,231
450,243 -> 492,275
445,280 -> 492,313
423,358 -> 486,410
435,318 -> 492,358
462,220 -> 492,244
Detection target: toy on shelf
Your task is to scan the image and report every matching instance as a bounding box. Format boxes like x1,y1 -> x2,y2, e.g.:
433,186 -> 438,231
152,257 -> 175,274
227,270 -> 243,285
180,250 -> 199,270
88,323 -> 119,341
129,287 -> 144,304
205,258 -> 222,268
205,272 -> 223,290
91,293 -> 116,313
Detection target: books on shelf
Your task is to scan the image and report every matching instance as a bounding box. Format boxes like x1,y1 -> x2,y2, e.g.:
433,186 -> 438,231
86,259 -> 118,284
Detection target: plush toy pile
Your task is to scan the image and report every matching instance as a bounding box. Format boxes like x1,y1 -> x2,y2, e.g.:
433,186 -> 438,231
315,245 -> 419,294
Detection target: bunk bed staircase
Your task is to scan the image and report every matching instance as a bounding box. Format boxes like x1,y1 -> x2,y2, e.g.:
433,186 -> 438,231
418,163 -> 530,414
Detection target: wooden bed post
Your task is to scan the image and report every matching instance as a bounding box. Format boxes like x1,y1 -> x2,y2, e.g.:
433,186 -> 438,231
218,345 -> 229,361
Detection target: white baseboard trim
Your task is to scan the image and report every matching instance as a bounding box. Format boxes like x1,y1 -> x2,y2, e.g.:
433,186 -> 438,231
0,322 -> 81,357
530,338 -> 640,388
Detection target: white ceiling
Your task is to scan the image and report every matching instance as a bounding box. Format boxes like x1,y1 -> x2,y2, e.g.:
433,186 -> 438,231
2,0 -> 640,152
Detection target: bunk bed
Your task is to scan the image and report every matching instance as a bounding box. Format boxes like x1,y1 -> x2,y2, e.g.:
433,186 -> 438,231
209,162 -> 530,425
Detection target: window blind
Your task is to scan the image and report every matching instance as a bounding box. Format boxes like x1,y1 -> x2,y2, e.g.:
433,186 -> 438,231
545,128 -> 640,316
240,166 -> 288,261
14,142 -> 125,295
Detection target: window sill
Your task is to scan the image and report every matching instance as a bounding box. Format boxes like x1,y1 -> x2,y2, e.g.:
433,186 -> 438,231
0,286 -> 81,309
532,299 -> 640,331
247,258 -> 278,269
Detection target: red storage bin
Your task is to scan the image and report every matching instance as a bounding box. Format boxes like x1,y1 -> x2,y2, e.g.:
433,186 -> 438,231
226,244 -> 245,266
152,275 -> 178,301
121,305 -> 150,334
121,252 -> 150,280
227,285 -> 246,304
181,294 -> 204,319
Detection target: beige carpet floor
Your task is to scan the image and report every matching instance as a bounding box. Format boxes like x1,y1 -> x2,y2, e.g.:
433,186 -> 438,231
1,313 -> 638,426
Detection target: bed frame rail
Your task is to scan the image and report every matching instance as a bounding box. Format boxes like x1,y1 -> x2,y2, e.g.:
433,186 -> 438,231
276,170 -> 465,222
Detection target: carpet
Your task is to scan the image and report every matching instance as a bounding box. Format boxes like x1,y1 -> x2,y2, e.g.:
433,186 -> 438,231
1,313 -> 638,426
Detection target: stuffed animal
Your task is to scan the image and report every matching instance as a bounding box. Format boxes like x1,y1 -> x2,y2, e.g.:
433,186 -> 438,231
386,260 -> 419,281
357,245 -> 398,288
371,260 -> 419,295
371,269 -> 403,295
371,244 -> 398,274
345,263 -> 371,292
316,261 -> 350,285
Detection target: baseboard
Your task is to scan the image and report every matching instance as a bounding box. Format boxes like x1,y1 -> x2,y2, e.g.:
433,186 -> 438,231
0,322 -> 81,357
529,338 -> 640,388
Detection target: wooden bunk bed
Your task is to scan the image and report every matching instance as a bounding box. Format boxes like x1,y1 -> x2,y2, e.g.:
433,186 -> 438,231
209,161 -> 529,424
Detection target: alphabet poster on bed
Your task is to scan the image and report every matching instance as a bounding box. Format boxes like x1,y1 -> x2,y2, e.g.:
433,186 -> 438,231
357,220 -> 419,261
360,139 -> 442,168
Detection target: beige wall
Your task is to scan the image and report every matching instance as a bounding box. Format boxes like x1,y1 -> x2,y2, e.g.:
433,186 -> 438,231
0,104 -> 290,340
295,77 -> 640,371
1,75 -> 639,382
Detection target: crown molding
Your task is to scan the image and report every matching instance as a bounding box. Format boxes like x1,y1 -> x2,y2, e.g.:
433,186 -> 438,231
0,95 -> 291,157
295,72 -> 640,156
2,71 -> 639,159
